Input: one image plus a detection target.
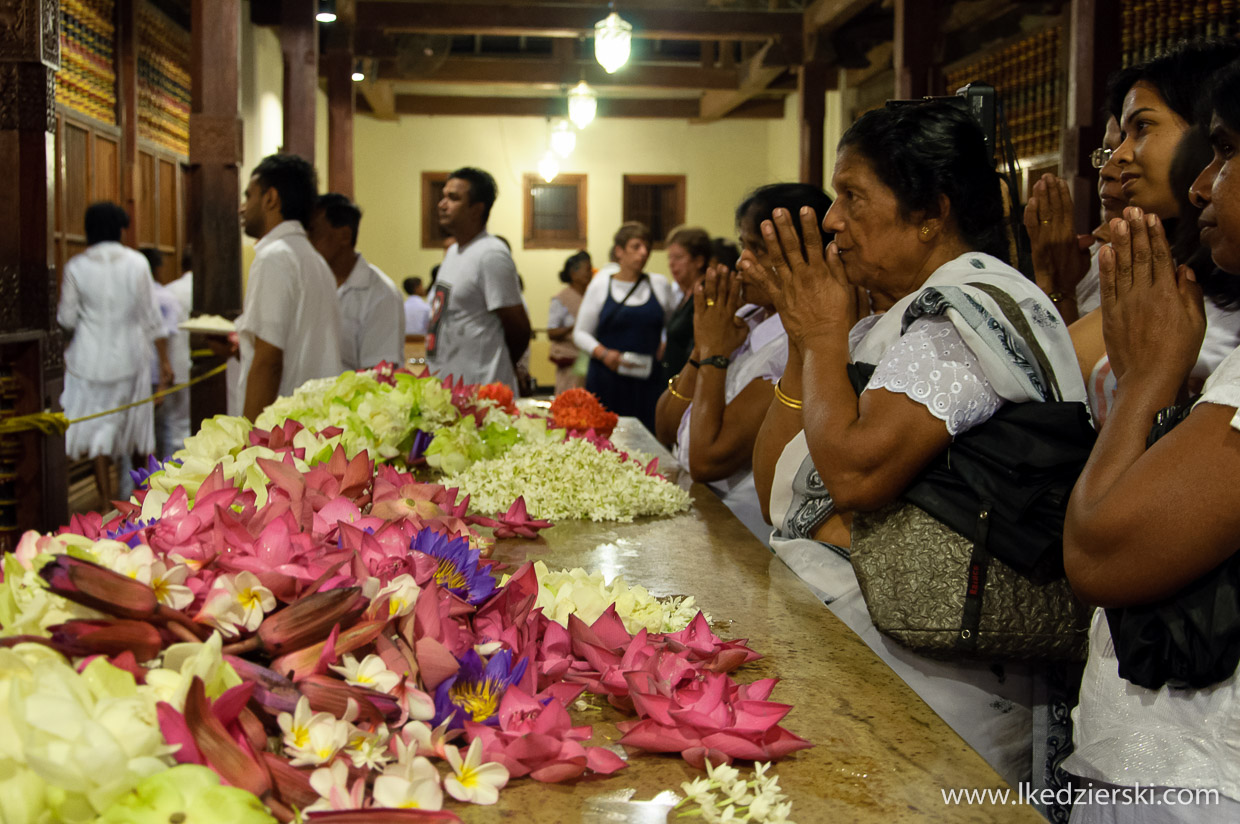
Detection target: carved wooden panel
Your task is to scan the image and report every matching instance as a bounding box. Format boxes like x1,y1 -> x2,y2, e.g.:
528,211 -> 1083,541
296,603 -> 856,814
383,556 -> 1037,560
158,156 -> 175,246
92,132 -> 118,201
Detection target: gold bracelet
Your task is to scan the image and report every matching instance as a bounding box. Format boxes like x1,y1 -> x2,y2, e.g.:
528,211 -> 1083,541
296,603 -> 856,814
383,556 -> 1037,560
667,375 -> 692,403
774,379 -> 803,410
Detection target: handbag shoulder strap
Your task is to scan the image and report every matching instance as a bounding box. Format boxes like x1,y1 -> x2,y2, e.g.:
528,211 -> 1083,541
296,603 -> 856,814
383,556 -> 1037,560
967,281 -> 1063,402
597,274 -> 647,338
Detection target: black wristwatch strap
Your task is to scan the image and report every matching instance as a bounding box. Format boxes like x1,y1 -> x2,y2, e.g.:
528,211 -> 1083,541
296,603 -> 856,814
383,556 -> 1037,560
699,355 -> 731,369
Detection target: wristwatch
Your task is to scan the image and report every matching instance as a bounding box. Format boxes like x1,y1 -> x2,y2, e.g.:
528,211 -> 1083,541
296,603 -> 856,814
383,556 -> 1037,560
699,355 -> 731,369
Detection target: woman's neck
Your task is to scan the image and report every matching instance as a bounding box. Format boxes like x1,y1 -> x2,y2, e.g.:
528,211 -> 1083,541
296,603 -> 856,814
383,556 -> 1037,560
614,266 -> 642,282
872,238 -> 973,306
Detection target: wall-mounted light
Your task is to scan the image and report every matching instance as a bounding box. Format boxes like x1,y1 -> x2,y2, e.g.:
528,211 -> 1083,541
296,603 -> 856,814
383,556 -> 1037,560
316,0 -> 337,24
351,60 -> 365,82
567,81 -> 597,129
538,151 -> 560,183
550,118 -> 576,158
594,10 -> 632,74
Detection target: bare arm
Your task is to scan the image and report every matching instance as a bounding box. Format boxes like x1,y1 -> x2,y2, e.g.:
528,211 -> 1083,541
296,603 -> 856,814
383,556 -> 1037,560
753,343 -> 803,525
1064,210 -> 1218,607
494,304 -> 531,368
546,325 -> 574,342
243,335 -> 283,421
688,376 -> 775,483
654,364 -> 695,447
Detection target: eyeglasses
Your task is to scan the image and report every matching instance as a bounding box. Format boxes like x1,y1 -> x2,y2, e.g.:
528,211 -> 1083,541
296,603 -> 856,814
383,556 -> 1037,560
1090,147 -> 1114,169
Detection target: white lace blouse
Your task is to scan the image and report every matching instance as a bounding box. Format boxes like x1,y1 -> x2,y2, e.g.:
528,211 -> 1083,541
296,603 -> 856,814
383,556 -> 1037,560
853,313 -> 1002,436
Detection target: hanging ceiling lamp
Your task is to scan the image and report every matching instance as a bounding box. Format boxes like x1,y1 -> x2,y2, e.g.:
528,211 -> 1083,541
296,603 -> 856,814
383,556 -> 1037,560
567,81 -> 597,129
538,150 -> 560,183
549,118 -> 576,158
351,60 -> 365,82
316,0 -> 337,24
594,9 -> 632,74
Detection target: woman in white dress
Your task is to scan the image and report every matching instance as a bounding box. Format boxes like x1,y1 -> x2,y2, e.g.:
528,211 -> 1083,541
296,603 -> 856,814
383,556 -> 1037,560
745,102 -> 1089,790
1062,60 -> 1240,824
58,202 -> 171,505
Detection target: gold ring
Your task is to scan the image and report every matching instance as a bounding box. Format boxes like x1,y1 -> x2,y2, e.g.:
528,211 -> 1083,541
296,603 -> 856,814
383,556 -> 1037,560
705,299 -> 716,307
1042,219 -> 1051,224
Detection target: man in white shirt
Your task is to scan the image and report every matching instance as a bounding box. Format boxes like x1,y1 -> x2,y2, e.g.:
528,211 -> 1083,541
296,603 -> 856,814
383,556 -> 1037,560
309,193 -> 405,371
236,153 -> 343,420
425,167 -> 530,391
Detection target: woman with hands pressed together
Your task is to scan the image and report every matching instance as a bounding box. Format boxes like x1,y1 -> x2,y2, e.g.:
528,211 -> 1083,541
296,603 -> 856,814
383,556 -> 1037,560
655,184 -> 831,540
746,102 -> 1089,787
1063,64 -> 1240,820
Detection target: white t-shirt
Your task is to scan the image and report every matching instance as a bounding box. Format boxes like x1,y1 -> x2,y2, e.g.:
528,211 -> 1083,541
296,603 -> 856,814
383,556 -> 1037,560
166,270 -> 193,315
338,253 -> 405,371
58,242 -> 166,382
571,272 -> 675,354
150,282 -> 190,385
236,220 -> 343,402
404,295 -> 431,336
425,231 -> 525,390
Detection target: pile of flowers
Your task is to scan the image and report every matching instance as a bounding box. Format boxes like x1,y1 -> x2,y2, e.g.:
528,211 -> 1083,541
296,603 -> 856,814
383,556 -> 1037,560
675,761 -> 795,823
0,440 -> 809,821
549,388 -> 619,436
138,367 -> 689,523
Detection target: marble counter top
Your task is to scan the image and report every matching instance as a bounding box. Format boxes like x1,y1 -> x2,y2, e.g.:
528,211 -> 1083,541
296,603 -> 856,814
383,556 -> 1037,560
459,420 -> 1037,822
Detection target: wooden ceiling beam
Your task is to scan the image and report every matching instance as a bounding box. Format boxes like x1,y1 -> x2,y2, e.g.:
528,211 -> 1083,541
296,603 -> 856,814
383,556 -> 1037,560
355,2 -> 802,41
357,78 -> 398,120
696,42 -> 791,122
383,94 -> 785,119
804,0 -> 876,33
371,57 -> 762,91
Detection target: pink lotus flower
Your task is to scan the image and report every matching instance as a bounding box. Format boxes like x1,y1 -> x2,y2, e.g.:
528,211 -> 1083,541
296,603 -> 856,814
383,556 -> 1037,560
468,497 -> 552,540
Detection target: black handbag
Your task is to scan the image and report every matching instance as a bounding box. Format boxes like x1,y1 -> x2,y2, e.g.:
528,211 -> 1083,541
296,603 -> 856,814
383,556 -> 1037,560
847,362 -> 1098,660
1104,401 -> 1240,690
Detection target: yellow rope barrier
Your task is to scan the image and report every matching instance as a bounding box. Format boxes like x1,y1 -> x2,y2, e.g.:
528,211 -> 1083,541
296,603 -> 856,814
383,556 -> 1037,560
0,363 -> 229,437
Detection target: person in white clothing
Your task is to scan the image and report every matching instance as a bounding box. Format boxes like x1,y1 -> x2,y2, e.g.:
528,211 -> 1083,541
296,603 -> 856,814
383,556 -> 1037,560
402,276 -> 432,339
236,153 -> 343,420
425,167 -> 530,391
572,222 -> 675,430
309,193 -> 405,371
139,247 -> 191,460
58,202 -> 172,505
1063,62 -> 1240,824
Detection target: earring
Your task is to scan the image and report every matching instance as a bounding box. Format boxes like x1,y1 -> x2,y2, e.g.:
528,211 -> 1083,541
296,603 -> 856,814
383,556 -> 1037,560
920,226 -> 930,236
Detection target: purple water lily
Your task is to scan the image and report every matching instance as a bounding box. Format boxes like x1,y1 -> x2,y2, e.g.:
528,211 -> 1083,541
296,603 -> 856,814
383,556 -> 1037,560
432,648 -> 528,729
105,517 -> 158,548
128,454 -> 166,490
406,428 -> 434,464
409,529 -> 496,604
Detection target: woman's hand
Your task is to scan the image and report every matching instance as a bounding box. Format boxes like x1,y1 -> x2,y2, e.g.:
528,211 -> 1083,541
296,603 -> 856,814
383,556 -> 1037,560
593,345 -> 622,371
741,207 -> 867,346
692,265 -> 748,358
1024,174 -> 1093,310
1099,207 -> 1205,390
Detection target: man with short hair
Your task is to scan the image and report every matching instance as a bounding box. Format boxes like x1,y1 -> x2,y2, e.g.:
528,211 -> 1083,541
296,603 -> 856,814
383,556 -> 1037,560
425,167 -> 530,391
237,153 -> 342,420
309,193 -> 404,371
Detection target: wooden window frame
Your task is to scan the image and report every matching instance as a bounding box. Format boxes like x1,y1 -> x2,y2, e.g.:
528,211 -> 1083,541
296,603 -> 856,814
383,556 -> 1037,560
622,174 -> 686,250
522,173 -> 588,250
421,171 -> 453,249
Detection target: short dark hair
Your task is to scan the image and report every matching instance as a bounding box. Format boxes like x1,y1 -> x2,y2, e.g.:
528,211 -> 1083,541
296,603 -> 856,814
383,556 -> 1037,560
1104,66 -> 1142,120
735,183 -> 834,246
1211,57 -> 1240,133
315,192 -> 362,246
252,153 -> 318,226
139,246 -> 164,278
402,276 -> 423,294
710,237 -> 740,271
180,246 -> 193,273
613,221 -> 652,253
1114,39 -> 1240,126
837,103 -> 1007,261
665,227 -> 712,272
559,250 -> 592,284
448,167 -> 498,223
84,201 -> 129,245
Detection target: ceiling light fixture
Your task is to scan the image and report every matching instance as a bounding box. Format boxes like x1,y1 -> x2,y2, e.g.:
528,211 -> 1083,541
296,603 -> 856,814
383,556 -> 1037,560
351,60 -> 365,82
567,81 -> 597,129
538,150 -> 560,183
316,0 -> 337,24
550,118 -> 576,158
594,9 -> 632,74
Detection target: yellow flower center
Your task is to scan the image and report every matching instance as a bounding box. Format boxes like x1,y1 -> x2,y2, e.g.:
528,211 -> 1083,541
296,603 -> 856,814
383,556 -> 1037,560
449,679 -> 500,722
434,558 -> 470,591
292,728 -> 309,749
239,587 -> 264,611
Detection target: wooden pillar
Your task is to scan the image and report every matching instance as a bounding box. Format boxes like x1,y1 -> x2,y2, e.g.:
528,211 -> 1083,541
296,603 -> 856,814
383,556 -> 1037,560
799,61 -> 828,188
894,0 -> 939,99
117,0 -> 139,246
281,0 -> 318,162
324,51 -> 354,196
0,0 -> 68,543
188,0 -> 243,425
1062,0 -> 1122,234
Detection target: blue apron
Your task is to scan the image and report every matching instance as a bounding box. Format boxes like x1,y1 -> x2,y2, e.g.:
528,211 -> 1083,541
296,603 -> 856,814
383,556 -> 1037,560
586,275 -> 665,432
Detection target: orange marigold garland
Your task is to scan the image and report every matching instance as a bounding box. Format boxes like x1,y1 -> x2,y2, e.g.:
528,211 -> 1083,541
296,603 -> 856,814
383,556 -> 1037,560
477,382 -> 518,414
549,388 -> 619,436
